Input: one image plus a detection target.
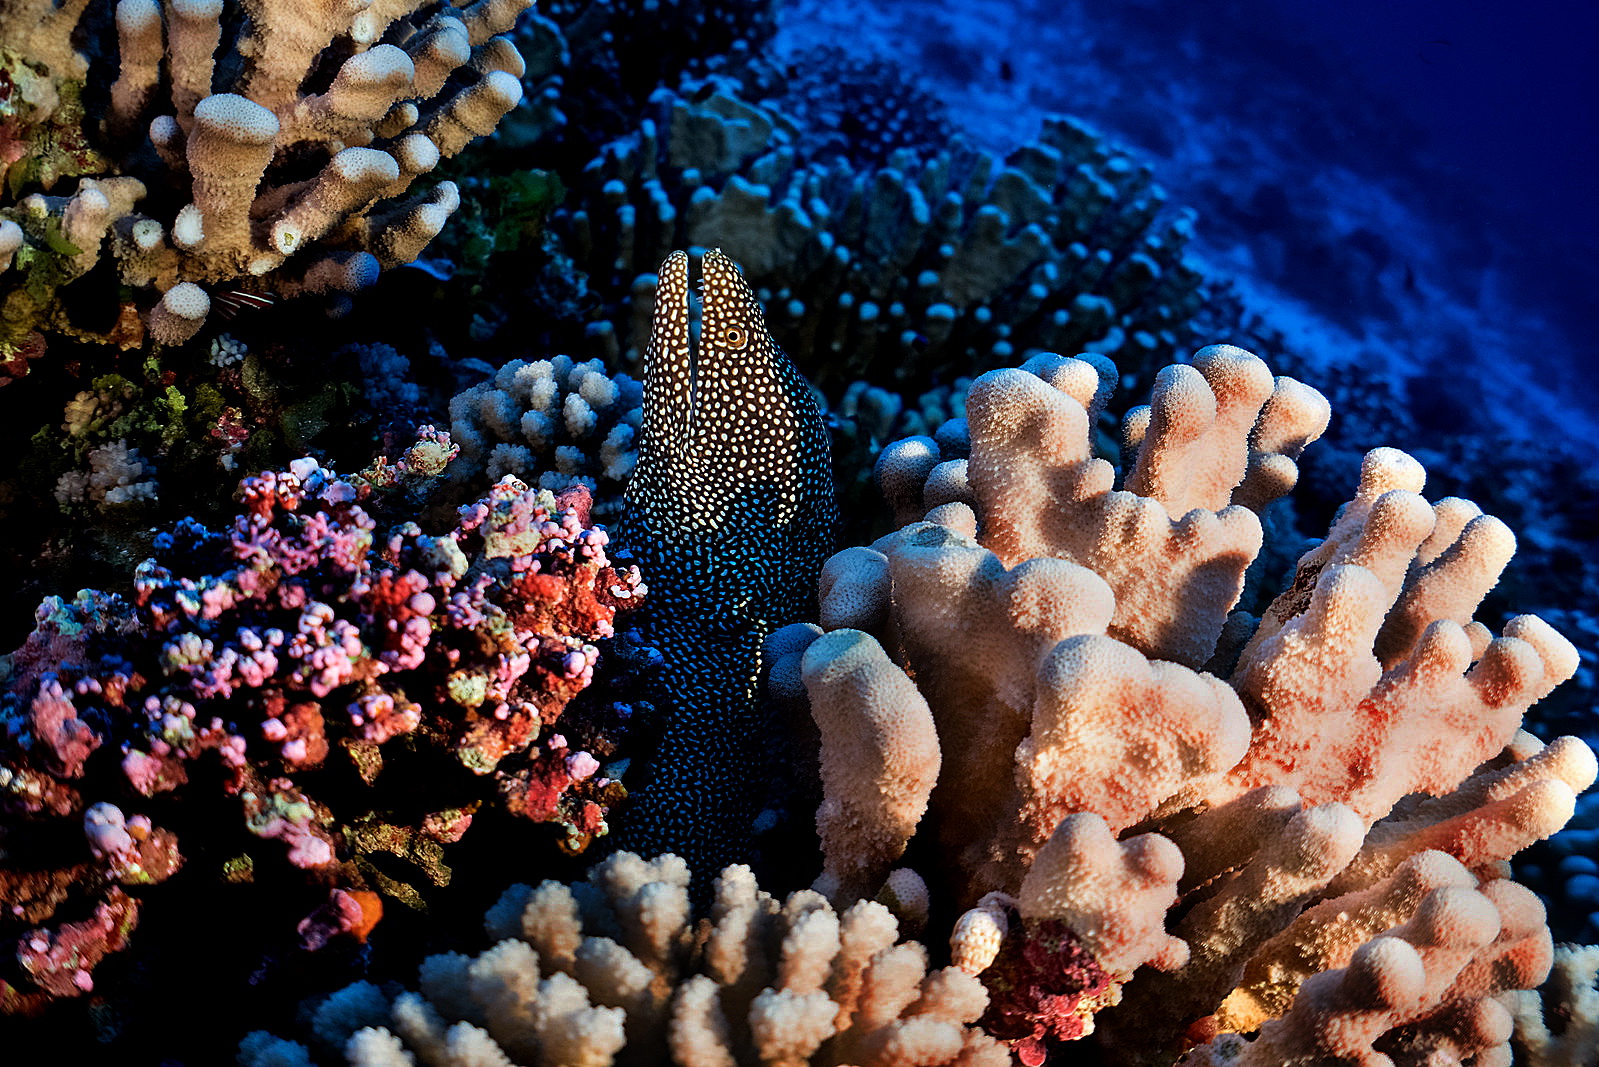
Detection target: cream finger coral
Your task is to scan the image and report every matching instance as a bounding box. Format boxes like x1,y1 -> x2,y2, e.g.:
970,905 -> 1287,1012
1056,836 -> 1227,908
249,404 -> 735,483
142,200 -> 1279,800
964,355 -> 1274,668
0,0 -> 533,349
800,629 -> 940,905
244,853 -> 1011,1067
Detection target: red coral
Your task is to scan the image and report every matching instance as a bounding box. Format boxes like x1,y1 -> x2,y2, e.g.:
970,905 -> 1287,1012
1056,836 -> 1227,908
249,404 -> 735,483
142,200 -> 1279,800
0,330 -> 47,385
8,888 -> 138,1006
297,888 -> 384,951
979,917 -> 1117,1064
274,701 -> 329,769
27,677 -> 100,777
505,753 -> 576,822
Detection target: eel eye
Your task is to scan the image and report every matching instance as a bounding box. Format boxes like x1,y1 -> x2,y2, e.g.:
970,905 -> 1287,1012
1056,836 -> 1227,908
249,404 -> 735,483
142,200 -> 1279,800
720,326 -> 748,349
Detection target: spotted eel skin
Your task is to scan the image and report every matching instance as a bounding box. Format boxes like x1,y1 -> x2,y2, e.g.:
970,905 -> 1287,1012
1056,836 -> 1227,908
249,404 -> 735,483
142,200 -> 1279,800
613,248 -> 836,875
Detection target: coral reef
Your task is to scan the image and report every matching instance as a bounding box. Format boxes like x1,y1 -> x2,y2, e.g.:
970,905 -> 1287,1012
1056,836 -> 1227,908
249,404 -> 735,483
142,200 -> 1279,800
241,850 -> 1011,1066
0,0 -> 532,356
508,70 -> 1220,556
422,167 -> 566,301
0,440 -> 652,1014
0,334 -> 425,653
0,0 -> 1592,1060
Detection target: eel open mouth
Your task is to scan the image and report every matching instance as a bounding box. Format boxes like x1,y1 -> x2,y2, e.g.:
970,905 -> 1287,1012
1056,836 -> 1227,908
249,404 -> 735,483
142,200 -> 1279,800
687,257 -> 702,412
652,247 -> 760,437
655,249 -> 727,428
650,250 -> 696,433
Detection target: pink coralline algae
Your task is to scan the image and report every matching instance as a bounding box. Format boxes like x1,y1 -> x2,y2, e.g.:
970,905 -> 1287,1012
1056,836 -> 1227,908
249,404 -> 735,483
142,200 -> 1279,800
977,913 -> 1117,1065
0,444 -> 653,1013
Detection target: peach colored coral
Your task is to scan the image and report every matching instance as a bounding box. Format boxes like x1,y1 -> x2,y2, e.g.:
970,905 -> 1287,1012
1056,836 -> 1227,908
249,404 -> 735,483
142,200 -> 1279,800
787,345 -> 1592,1065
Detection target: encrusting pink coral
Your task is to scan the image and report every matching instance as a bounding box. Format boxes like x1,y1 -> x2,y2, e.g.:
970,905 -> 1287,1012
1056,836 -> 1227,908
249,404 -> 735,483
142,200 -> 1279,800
0,432 -> 655,1012
784,344 -> 1594,1064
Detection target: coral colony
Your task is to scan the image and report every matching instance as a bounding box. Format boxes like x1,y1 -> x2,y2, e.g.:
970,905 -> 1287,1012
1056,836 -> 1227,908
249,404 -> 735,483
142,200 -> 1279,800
0,1 -> 1594,1065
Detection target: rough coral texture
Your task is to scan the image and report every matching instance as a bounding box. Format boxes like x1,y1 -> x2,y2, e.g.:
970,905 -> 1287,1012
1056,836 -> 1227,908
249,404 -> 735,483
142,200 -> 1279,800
554,78 -> 1208,394
1180,879 -> 1553,1066
0,0 -> 531,354
802,628 -> 940,904
241,850 -> 1011,1066
778,344 -> 1594,1065
449,353 -> 644,521
1509,942 -> 1599,1066
0,437 -> 653,1010
494,0 -> 781,168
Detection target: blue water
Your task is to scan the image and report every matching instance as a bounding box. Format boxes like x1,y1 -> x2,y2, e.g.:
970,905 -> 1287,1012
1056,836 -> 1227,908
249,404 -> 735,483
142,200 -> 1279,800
1274,0 -> 1599,401
779,0 -> 1599,445
1281,0 -> 1599,244
778,0 -> 1599,766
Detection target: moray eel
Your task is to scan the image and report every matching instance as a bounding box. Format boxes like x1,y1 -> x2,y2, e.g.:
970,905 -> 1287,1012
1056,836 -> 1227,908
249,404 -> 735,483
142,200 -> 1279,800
614,248 -> 836,875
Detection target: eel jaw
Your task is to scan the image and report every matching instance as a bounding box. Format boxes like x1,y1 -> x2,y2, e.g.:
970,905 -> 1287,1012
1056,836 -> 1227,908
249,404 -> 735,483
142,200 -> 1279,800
651,250 -> 697,439
651,247 -> 759,441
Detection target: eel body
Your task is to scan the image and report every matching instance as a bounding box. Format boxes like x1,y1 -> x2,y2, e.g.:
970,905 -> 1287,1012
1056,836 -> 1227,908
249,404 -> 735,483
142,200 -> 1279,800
614,249 -> 836,872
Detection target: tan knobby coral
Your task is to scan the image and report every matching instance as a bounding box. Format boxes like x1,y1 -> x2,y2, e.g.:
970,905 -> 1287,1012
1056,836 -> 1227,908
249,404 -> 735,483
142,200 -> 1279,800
0,0 -> 531,346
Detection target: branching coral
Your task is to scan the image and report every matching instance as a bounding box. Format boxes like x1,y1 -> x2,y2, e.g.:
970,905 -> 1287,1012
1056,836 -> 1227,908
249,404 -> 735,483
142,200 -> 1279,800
776,343 -> 1595,1064
52,436 -> 160,510
0,3 -> 1589,1060
241,850 -> 1012,1066
0,0 -> 532,357
4,339 -> 422,623
0,436 -> 653,1012
1180,877 -> 1554,1066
